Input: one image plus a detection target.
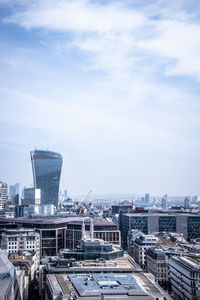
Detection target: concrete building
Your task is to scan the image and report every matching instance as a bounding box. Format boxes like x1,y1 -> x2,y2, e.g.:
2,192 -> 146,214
127,230 -> 143,257
45,271 -> 172,300
0,216 -> 120,258
0,228 -> 40,265
121,213 -> 200,248
132,234 -> 158,268
46,256 -> 141,274
0,181 -> 7,210
169,256 -> 200,300
9,251 -> 38,299
146,248 -> 167,286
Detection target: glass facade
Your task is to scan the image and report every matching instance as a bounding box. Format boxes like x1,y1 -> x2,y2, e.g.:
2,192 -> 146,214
30,150 -> 62,207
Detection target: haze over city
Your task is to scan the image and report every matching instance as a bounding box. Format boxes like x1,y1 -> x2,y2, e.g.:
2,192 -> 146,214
0,0 -> 200,195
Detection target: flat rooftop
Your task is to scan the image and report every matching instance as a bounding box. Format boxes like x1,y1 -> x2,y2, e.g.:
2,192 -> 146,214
0,216 -> 117,227
46,272 -> 172,299
124,213 -> 197,217
47,256 -> 141,273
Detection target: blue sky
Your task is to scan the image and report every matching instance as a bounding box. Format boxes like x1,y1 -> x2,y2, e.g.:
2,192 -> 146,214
0,0 -> 200,196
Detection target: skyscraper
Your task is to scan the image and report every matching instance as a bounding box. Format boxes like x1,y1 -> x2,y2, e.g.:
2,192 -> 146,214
145,193 -> 150,204
30,150 -> 63,208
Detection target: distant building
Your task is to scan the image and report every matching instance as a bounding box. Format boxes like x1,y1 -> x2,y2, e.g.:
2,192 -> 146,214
0,181 -> 7,210
161,198 -> 167,210
169,256 -> 200,300
111,201 -> 133,214
9,185 -> 16,196
184,196 -> 190,209
14,183 -> 20,195
22,188 -> 41,205
30,149 -> 63,208
145,193 -> 150,204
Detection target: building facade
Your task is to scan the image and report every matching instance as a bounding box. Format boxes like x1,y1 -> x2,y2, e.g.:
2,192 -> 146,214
0,181 -> 7,210
0,217 -> 120,258
169,256 -> 200,300
22,188 -> 41,205
0,228 -> 40,265
146,248 -> 167,286
30,150 -> 62,208
132,234 -> 158,268
121,213 -> 200,248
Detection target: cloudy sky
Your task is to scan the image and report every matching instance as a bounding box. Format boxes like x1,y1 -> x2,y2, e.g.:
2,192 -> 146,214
0,0 -> 200,196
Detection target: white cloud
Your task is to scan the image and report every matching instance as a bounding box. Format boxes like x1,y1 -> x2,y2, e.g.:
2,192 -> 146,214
1,0 -> 200,194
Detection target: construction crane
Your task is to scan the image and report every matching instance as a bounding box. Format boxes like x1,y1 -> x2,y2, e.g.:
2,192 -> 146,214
83,190 -> 93,210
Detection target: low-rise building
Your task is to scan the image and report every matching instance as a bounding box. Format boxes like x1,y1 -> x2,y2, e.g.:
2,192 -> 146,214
9,251 -> 38,300
0,228 -> 40,264
60,238 -> 123,260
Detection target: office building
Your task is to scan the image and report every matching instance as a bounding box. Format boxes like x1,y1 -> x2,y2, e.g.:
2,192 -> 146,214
45,271 -> 172,300
184,196 -> 190,209
0,217 -> 120,258
121,213 -> 200,247
9,185 -> 15,196
0,181 -> 7,210
169,256 -> 200,299
145,193 -> 150,204
0,250 -> 21,300
131,234 -> 158,268
0,228 -> 40,265
146,248 -> 167,286
161,198 -> 167,210
22,188 -> 41,205
60,238 -> 124,260
30,149 -> 62,208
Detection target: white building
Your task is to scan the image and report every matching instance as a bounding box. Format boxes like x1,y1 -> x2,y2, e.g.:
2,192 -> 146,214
0,181 -> 7,210
0,228 -> 40,264
132,234 -> 158,268
169,256 -> 200,300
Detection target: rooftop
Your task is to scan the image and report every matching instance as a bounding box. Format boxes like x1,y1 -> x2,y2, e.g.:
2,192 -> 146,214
47,256 -> 141,273
46,271 -> 172,299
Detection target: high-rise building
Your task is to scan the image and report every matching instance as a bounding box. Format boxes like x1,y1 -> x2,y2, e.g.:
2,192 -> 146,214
145,193 -> 150,204
0,181 -> 7,210
22,188 -> 41,205
9,185 -> 15,196
184,196 -> 190,209
30,150 -> 63,208
14,183 -> 20,196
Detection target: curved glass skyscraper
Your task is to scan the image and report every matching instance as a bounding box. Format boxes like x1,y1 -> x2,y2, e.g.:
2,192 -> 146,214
30,150 -> 63,208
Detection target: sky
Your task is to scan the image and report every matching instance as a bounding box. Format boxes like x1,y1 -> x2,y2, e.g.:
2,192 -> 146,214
0,0 -> 200,196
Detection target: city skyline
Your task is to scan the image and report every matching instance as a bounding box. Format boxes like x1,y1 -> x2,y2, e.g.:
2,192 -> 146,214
0,0 -> 200,195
